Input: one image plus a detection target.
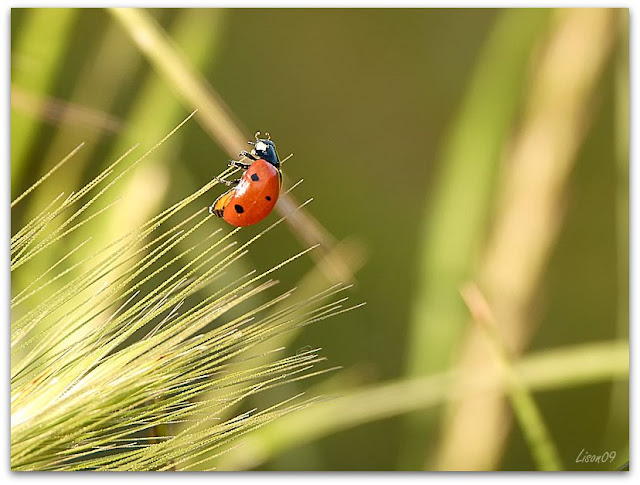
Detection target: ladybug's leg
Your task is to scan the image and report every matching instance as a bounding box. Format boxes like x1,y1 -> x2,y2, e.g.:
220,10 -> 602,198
240,150 -> 259,161
228,159 -> 252,169
214,177 -> 240,187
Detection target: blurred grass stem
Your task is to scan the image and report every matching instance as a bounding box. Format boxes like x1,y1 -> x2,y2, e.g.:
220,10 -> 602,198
435,8 -> 617,470
108,7 -> 362,285
460,283 -> 562,470
216,339 -> 627,470
402,8 -> 550,468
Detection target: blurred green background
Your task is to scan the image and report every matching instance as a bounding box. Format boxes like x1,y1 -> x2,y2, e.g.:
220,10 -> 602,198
10,8 -> 628,471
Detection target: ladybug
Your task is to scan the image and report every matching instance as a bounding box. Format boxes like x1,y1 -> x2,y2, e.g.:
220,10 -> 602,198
209,132 -> 282,227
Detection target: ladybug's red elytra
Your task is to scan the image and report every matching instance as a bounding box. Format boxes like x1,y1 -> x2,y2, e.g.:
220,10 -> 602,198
209,132 -> 283,227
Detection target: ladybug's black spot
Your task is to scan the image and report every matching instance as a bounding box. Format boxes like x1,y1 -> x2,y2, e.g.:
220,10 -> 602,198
234,204 -> 244,214
265,195 -> 272,201
251,173 -> 260,182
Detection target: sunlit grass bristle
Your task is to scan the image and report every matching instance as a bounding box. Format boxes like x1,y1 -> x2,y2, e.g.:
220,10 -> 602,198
10,114 -> 361,471
10,141 -> 85,209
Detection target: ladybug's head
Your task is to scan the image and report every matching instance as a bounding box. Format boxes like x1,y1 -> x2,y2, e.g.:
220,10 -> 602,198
250,132 -> 280,167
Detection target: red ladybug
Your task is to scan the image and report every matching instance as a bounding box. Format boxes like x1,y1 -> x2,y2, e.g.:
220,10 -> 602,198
209,132 -> 283,227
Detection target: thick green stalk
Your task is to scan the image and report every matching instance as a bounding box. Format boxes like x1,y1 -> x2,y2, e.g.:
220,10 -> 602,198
216,340 -> 628,470
402,8 -> 550,467
11,8 -> 78,197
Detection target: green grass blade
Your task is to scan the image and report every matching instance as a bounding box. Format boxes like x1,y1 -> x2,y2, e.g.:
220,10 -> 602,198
402,8 -> 551,467
215,340 -> 628,470
11,8 -> 79,197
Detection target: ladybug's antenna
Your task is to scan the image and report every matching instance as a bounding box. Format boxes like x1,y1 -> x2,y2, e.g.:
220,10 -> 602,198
249,131 -> 272,145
